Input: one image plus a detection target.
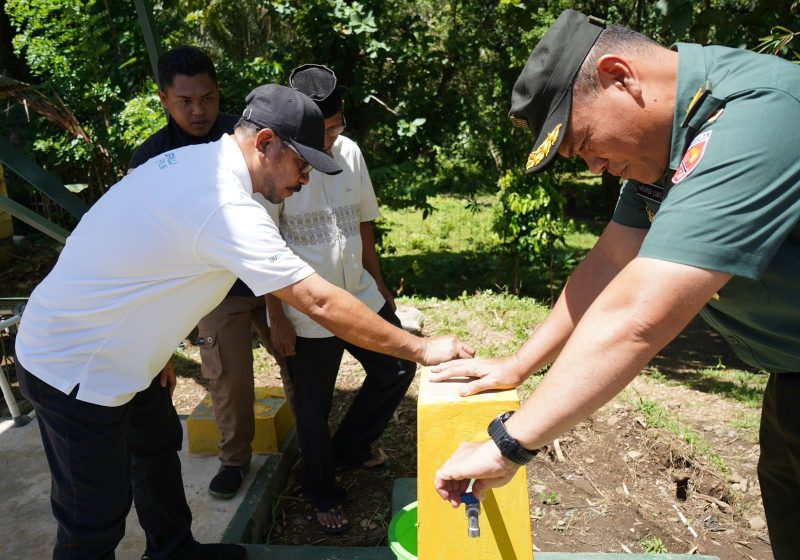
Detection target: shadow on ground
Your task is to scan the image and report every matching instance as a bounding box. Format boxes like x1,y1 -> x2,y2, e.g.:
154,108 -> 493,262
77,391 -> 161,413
649,316 -> 765,403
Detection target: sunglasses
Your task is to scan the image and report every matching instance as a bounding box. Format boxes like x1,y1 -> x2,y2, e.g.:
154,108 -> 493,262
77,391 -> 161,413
325,114 -> 347,136
283,141 -> 313,175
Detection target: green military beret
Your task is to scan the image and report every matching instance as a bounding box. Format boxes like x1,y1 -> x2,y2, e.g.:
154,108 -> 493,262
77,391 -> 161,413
509,9 -> 605,174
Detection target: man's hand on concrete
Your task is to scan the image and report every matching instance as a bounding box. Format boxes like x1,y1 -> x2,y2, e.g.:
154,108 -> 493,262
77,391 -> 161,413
429,355 -> 527,396
421,336 -> 475,366
434,440 -> 519,506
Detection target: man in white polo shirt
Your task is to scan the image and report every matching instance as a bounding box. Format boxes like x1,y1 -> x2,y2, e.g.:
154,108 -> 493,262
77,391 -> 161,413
15,84 -> 473,560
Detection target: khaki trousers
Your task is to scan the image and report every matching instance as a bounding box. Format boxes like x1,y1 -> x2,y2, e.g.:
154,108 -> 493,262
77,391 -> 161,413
197,295 -> 291,466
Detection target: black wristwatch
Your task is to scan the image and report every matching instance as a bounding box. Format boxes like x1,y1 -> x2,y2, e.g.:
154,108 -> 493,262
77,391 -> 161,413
488,411 -> 539,465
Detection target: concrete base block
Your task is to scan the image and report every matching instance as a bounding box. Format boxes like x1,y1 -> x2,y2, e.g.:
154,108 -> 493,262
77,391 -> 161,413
187,386 -> 294,456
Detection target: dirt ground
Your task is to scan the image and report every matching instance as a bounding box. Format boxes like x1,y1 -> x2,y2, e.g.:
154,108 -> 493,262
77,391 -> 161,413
0,315 -> 774,558
164,315 -> 772,558
0,237 -> 774,558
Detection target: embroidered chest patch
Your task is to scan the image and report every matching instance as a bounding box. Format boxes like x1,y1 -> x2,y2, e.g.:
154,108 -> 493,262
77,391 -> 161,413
636,183 -> 665,204
672,130 -> 712,184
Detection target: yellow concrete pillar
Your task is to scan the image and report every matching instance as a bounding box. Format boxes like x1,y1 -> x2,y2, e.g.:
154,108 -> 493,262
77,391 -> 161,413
417,368 -> 534,560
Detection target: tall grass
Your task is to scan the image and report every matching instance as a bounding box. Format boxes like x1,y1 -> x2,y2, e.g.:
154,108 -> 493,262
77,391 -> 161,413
378,194 -> 598,301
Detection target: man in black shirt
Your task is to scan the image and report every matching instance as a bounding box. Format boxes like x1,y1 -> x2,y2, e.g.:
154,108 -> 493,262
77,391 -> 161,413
128,46 -> 238,170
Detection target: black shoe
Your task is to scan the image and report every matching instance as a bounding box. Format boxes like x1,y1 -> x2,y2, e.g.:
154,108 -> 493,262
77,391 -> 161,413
208,465 -> 248,500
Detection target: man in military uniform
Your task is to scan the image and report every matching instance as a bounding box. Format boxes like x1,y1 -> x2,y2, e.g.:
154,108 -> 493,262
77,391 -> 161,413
430,10 -> 800,558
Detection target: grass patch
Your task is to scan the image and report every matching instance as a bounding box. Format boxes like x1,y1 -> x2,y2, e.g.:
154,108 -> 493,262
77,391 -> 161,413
643,365 -> 766,408
632,396 -> 729,474
398,291 -> 549,358
638,535 -> 668,553
642,365 -> 763,440
378,194 -> 600,301
689,366 -> 766,407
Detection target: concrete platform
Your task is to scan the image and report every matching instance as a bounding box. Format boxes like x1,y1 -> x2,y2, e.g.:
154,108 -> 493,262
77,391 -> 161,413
0,415 -> 720,560
0,412 -> 296,560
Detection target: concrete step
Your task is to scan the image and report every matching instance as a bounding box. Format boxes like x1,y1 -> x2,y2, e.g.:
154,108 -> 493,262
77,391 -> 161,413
241,545 -> 720,560
243,545 -> 393,559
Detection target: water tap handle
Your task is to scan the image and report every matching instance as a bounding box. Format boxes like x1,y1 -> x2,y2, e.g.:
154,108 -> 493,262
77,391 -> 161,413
461,492 -> 481,538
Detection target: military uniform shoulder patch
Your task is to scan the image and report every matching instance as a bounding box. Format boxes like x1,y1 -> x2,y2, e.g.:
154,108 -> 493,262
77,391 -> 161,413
672,129 -> 712,185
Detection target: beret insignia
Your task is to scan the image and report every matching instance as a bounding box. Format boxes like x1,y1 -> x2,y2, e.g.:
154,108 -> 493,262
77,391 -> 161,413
526,123 -> 562,170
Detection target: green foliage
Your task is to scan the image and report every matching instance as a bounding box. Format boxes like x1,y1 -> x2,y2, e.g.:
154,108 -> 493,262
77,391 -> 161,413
4,0 -> 150,199
639,535 -> 668,553
755,23 -> 800,61
655,0 -> 799,51
633,396 -> 729,473
494,170 -> 567,258
4,0 -> 798,223
378,193 -> 595,301
493,169 -> 572,296
538,490 -> 560,505
117,87 -> 165,150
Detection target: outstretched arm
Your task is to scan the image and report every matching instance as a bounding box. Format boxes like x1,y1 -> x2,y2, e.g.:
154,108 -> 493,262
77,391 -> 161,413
435,256 -> 732,505
360,221 -> 396,310
272,272 -> 474,365
430,222 -> 648,395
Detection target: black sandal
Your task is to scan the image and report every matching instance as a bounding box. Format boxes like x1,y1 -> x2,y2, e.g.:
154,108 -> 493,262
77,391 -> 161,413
314,505 -> 351,535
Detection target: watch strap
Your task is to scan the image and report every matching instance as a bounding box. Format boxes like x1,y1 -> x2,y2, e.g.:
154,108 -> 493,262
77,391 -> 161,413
487,410 -> 538,465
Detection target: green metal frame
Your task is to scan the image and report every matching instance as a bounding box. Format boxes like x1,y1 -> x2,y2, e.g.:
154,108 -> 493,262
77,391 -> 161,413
0,194 -> 69,243
133,0 -> 163,83
0,136 -> 85,243
0,137 -> 89,220
0,0 -> 163,244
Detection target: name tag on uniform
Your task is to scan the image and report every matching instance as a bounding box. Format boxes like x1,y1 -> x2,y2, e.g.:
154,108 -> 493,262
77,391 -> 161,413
636,183 -> 665,204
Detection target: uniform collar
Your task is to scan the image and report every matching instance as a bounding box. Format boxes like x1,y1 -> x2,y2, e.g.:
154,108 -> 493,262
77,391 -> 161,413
220,134 -> 253,195
166,114 -> 227,148
668,43 -> 707,172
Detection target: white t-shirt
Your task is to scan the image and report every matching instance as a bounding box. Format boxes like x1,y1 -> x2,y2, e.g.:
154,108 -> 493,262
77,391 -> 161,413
15,135 -> 314,406
263,135 -> 383,337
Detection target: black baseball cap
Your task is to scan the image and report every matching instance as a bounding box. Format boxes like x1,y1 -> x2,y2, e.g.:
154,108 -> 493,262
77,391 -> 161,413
289,64 -> 342,118
242,84 -> 341,175
509,9 -> 605,175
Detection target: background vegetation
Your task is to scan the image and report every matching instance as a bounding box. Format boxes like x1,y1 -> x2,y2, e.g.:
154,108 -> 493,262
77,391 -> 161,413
1,0 -> 798,296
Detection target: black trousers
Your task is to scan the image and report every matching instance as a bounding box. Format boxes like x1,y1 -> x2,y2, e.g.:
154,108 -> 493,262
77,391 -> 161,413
758,371 -> 800,560
17,361 -> 194,560
287,303 -> 416,511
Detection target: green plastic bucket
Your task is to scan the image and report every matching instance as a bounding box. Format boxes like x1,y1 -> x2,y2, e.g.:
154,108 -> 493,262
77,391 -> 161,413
388,501 -> 418,560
